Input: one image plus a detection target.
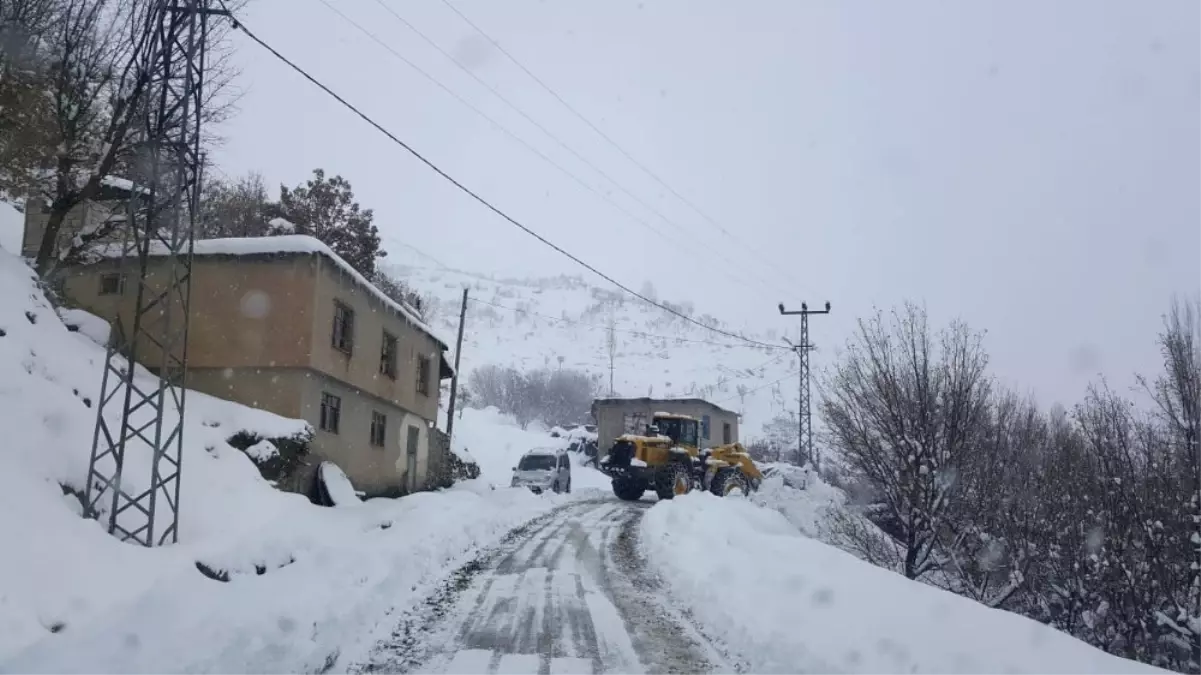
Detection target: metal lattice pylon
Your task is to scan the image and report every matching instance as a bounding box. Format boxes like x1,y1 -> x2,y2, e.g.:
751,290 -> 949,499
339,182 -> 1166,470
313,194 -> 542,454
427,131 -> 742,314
83,0 -> 216,546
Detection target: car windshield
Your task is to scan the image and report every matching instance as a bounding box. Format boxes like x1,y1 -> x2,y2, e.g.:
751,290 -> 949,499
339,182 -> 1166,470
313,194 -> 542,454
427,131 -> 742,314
653,417 -> 697,446
518,454 -> 556,471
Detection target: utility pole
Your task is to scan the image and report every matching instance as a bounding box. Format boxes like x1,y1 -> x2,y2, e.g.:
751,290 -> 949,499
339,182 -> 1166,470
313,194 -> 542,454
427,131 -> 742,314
83,0 -> 224,546
779,301 -> 831,469
445,288 -> 469,443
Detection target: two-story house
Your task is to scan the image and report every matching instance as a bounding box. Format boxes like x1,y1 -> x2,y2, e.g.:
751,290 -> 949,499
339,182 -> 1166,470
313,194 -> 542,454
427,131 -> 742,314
23,209 -> 453,497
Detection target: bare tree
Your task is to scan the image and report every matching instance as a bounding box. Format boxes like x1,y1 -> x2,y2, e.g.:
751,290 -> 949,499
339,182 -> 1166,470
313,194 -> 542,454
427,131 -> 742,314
820,303 -> 992,579
0,0 -> 241,276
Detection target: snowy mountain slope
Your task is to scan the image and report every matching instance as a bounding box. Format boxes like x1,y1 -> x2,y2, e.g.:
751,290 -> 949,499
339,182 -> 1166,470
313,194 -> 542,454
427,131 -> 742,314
385,257 -> 797,436
0,246 -> 572,672
642,493 -> 1162,674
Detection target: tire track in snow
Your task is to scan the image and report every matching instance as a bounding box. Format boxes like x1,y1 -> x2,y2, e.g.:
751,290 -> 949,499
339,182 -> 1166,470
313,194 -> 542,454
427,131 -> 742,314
352,498 -> 728,674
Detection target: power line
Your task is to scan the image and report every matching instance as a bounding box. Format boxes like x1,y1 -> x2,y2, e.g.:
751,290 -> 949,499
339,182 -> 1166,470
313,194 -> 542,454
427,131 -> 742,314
467,296 -> 787,351
218,4 -> 782,351
370,0 -> 796,301
435,0 -> 808,301
313,0 -> 775,302
715,367 -> 801,405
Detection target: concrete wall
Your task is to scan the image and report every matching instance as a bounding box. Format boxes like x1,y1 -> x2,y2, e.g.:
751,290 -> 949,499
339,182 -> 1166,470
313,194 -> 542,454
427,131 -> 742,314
593,399 -> 740,457
299,369 -> 430,497
22,198 -> 122,259
60,254 -> 319,370
309,256 -> 441,424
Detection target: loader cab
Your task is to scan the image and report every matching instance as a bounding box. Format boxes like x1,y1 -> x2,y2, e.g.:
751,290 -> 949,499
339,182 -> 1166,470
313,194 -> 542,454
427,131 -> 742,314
650,413 -> 699,448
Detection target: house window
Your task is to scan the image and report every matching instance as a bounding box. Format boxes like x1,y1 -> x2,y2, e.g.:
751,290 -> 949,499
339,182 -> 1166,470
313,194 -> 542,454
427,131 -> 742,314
380,331 -> 398,378
701,414 -> 711,440
99,272 -> 124,296
320,392 -> 341,433
370,411 -> 387,447
416,353 -> 431,396
331,301 -> 354,354
722,421 -> 732,445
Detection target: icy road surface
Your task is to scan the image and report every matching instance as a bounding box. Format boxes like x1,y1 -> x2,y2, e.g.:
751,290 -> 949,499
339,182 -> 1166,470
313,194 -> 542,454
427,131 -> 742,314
354,498 -> 731,675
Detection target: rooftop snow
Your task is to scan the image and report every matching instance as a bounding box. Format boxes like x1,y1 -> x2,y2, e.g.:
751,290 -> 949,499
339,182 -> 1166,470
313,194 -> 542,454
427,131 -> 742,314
96,235 -> 448,349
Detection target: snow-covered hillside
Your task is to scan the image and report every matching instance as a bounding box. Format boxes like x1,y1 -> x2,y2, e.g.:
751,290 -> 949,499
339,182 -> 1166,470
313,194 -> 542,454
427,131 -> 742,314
0,243 -> 576,672
385,257 -> 795,436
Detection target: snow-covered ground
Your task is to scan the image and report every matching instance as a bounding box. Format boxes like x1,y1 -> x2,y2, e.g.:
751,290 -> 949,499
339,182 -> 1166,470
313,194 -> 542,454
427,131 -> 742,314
0,244 -> 584,672
641,493 -> 1160,674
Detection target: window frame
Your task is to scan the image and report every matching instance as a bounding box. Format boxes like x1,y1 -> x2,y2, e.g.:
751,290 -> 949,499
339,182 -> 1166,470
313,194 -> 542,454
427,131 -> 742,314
380,331 -> 398,379
331,301 -> 355,355
722,421 -> 732,445
319,392 -> 342,434
99,272 -> 125,296
370,410 -> 387,448
701,414 -> 711,440
416,353 -> 432,396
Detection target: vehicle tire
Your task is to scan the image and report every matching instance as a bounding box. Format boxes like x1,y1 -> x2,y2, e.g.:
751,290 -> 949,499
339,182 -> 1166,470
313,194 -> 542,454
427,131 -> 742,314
552,481 -> 561,494
710,468 -> 749,497
612,477 -> 644,501
655,462 -> 693,500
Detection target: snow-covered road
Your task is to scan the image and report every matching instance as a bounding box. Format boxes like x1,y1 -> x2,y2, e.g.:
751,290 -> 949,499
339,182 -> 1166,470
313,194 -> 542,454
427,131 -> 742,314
354,498 -> 727,675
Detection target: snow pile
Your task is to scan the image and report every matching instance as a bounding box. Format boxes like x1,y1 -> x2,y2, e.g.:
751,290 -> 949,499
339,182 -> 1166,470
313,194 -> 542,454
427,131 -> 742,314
0,200 -> 22,254
0,246 -> 563,672
642,493 -> 1160,674
56,307 -> 111,346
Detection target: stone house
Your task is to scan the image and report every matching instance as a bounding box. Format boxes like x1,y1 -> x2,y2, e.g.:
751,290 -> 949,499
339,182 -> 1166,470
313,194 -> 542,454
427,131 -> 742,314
22,204 -> 454,498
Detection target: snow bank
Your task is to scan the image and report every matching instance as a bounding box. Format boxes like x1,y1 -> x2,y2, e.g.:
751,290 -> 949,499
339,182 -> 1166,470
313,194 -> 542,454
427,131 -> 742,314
641,493 -> 1160,674
0,247 -> 561,672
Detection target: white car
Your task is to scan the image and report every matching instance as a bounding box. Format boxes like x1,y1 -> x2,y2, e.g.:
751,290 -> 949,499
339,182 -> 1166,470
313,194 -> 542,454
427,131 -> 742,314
511,448 -> 572,494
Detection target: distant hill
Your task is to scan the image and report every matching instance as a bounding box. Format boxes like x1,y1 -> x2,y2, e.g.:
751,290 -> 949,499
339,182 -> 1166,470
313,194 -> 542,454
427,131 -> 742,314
381,256 -> 798,438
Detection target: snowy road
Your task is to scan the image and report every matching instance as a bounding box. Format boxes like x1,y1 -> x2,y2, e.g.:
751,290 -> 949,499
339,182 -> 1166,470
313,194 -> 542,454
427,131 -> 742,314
354,498 -> 730,675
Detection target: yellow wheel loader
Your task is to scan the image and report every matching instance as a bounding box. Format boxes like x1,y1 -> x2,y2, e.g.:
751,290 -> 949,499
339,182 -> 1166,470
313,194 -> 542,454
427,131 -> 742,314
599,412 -> 763,501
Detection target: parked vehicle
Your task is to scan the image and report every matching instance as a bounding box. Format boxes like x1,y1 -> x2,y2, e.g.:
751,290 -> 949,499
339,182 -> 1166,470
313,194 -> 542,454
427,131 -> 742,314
511,448 -> 572,494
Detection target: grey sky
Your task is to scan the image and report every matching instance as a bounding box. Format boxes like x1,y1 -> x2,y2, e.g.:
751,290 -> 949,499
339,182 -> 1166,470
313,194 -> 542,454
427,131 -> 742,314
213,0 -> 1199,408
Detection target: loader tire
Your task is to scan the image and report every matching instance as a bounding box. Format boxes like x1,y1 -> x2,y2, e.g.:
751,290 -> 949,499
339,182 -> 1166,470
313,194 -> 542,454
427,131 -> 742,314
655,462 -> 694,500
710,468 -> 749,497
612,477 -> 644,501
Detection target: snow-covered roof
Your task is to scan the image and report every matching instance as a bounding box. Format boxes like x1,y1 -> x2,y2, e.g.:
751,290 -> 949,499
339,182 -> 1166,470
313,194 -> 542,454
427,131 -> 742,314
592,397 -> 737,416
653,411 -> 698,421
522,446 -> 566,457
95,235 -> 448,350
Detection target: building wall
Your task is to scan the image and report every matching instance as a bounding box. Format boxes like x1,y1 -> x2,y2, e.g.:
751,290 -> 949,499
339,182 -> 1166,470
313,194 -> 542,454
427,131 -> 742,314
299,370 -> 430,497
186,366 -> 307,419
594,399 -> 740,457
60,254 -> 319,370
22,199 -> 122,259
309,256 -> 441,424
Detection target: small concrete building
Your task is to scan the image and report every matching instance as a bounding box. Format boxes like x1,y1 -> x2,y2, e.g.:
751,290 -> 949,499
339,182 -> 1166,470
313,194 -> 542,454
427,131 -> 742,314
23,202 -> 454,498
591,397 -> 740,458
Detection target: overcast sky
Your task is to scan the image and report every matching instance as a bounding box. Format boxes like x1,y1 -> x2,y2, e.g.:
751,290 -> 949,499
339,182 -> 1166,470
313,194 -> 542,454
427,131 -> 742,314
212,0 -> 1199,408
